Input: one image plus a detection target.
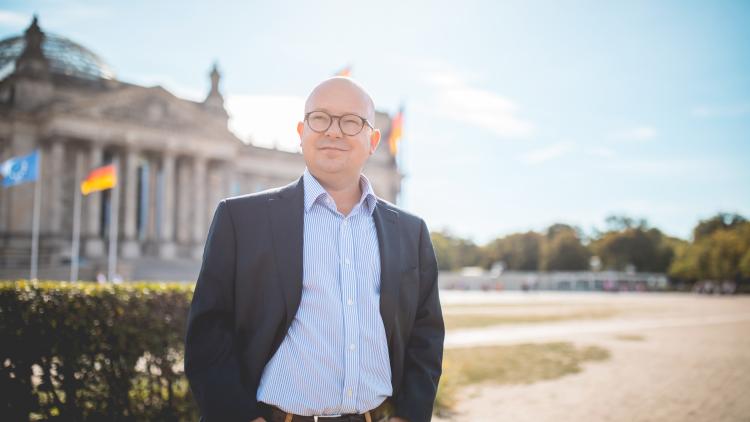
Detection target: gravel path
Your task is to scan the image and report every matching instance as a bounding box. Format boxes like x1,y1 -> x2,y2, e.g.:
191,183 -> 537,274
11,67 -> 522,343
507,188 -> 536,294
435,292 -> 750,422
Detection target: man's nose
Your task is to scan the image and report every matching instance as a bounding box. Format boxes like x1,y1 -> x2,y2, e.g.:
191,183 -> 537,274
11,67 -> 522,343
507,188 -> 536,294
324,117 -> 343,138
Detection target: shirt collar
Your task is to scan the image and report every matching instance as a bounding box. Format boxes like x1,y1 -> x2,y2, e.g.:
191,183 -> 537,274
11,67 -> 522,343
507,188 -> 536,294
303,168 -> 378,216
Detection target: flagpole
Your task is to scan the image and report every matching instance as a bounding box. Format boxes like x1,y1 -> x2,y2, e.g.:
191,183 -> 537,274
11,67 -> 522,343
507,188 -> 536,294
70,153 -> 82,282
107,158 -> 119,282
30,149 -> 42,281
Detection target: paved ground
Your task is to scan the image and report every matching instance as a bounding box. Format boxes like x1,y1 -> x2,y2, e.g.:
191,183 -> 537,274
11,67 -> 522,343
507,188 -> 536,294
435,292 -> 750,422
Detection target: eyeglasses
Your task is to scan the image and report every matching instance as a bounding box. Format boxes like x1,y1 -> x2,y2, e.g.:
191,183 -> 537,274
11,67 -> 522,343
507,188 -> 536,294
304,110 -> 374,136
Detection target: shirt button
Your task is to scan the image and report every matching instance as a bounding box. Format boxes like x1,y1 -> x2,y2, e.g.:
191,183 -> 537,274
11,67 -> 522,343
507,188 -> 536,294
344,259 -> 350,265
347,389 -> 352,397
343,220 -> 349,226
347,298 -> 353,306
350,344 -> 356,351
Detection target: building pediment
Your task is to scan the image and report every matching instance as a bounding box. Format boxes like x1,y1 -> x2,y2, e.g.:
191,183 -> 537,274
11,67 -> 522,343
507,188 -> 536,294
56,85 -> 232,136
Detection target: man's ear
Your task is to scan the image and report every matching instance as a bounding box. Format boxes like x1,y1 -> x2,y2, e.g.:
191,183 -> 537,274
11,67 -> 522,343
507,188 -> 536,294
369,129 -> 381,154
297,121 -> 305,147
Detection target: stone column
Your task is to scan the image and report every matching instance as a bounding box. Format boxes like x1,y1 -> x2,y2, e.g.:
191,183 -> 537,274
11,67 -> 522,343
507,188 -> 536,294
48,140 -> 65,234
84,143 -> 105,257
225,162 -> 238,198
191,156 -> 207,259
159,151 -> 176,259
4,127 -> 37,254
110,149 -> 127,268
70,148 -> 86,259
212,162 -> 232,213
176,157 -> 191,247
121,147 -> 140,258
146,155 -> 158,243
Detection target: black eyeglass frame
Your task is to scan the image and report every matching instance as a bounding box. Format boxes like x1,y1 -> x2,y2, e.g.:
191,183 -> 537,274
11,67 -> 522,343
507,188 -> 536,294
304,110 -> 374,136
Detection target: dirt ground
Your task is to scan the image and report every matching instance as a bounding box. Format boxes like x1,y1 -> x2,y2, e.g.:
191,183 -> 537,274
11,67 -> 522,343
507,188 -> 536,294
435,292 -> 750,422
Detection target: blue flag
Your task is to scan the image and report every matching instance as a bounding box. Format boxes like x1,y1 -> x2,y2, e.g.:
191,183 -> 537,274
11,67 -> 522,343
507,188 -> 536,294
1,150 -> 39,187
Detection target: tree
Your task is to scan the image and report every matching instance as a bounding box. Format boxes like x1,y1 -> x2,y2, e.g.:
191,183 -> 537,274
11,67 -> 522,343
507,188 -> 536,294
669,215 -> 750,282
706,228 -> 747,281
740,248 -> 750,278
481,231 -> 542,271
604,215 -> 648,232
431,232 -> 457,271
590,217 -> 677,272
541,224 -> 590,271
664,235 -> 697,279
430,231 -> 482,271
693,213 -> 747,241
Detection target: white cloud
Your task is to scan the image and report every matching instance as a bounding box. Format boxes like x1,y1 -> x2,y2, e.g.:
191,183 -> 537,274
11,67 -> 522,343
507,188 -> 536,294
691,104 -> 750,118
421,67 -> 534,139
612,126 -> 657,142
0,10 -> 28,28
519,142 -> 573,165
226,94 -> 304,152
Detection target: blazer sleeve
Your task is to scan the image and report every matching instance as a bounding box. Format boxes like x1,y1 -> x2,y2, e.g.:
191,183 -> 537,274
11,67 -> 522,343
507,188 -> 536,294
392,219 -> 445,422
184,200 -> 259,421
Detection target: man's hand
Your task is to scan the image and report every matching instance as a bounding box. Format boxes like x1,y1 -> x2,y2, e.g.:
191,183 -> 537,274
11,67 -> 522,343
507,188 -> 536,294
250,418 -> 266,422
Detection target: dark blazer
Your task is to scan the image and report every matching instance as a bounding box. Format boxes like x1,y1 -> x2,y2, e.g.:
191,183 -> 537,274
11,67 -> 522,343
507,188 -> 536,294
185,176 -> 444,422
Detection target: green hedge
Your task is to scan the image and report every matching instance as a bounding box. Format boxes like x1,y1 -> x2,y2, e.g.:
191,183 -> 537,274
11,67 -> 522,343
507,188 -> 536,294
0,280 -> 198,421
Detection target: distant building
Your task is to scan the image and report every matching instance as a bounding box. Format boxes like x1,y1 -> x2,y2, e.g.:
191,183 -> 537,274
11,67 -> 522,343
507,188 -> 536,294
0,17 -> 402,280
440,270 -> 669,291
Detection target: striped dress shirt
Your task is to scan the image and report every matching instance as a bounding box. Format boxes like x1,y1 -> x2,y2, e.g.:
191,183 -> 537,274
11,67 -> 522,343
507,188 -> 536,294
256,169 -> 392,415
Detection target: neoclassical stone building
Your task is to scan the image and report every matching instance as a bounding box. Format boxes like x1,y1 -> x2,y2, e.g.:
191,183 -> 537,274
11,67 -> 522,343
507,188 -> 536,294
0,17 -> 402,280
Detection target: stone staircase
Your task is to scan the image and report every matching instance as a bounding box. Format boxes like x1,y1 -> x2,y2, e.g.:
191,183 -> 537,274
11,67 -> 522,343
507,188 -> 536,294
0,245 -> 200,282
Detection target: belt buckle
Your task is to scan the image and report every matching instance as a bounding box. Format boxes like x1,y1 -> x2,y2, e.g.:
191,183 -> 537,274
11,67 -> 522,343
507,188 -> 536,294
314,415 -> 343,421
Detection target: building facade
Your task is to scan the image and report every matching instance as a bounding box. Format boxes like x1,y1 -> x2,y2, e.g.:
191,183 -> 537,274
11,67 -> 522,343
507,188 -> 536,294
0,17 -> 402,280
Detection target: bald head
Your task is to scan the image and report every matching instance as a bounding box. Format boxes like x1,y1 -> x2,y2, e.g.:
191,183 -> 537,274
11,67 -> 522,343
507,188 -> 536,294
297,76 -> 381,190
304,77 -> 376,121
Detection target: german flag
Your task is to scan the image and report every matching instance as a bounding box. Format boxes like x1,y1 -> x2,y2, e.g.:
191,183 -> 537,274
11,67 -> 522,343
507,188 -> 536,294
334,65 -> 352,77
388,106 -> 404,156
81,164 -> 117,195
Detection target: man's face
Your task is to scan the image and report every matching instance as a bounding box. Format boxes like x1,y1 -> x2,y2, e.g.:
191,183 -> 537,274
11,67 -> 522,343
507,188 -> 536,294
298,79 -> 380,181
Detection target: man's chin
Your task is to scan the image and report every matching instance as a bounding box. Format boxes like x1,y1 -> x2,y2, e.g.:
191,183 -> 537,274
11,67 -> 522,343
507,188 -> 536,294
315,156 -> 346,168
320,149 -> 348,159
309,162 -> 344,175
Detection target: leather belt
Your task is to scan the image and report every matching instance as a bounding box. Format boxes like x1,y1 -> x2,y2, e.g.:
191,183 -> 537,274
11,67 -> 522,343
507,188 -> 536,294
262,400 -> 390,422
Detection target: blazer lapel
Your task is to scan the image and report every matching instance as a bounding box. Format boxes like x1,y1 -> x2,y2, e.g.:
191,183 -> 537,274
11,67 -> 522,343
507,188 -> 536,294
373,201 -> 400,349
268,177 -> 305,332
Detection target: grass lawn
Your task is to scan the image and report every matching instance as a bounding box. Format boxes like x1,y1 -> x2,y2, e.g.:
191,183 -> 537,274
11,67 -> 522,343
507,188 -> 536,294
435,342 -> 610,416
442,308 -> 616,330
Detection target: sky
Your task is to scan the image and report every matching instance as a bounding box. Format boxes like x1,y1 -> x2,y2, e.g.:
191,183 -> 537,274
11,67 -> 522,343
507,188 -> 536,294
1,0 -> 749,244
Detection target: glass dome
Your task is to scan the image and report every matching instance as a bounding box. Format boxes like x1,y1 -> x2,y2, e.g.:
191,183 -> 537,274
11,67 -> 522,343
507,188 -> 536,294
0,32 -> 115,81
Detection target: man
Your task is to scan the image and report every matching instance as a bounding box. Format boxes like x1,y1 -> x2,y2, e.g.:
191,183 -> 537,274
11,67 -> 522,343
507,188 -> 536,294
185,77 -> 444,422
